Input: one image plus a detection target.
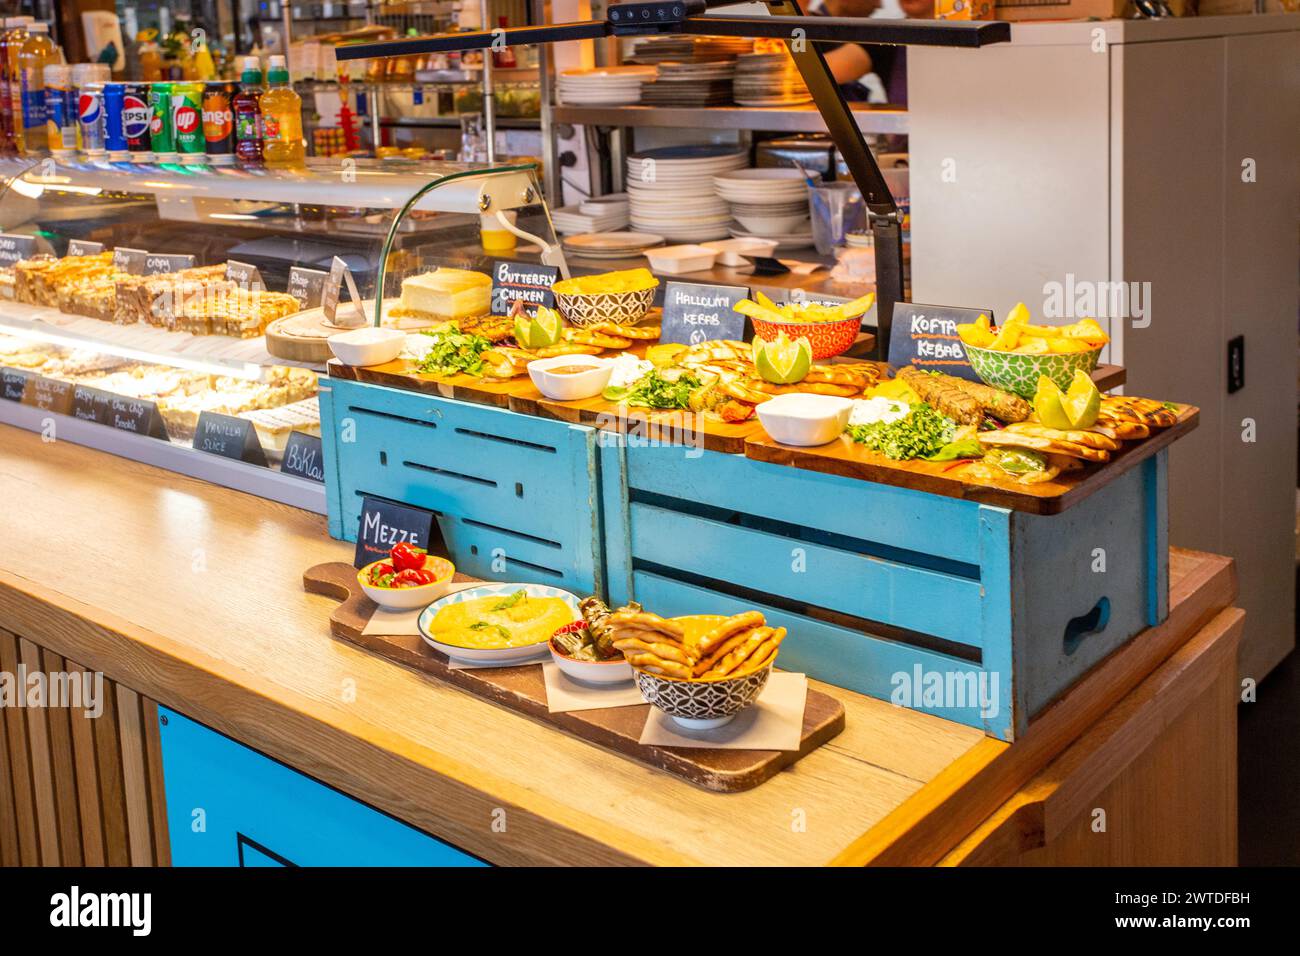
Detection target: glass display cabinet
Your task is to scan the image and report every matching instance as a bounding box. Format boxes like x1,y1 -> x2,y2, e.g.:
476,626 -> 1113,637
0,156 -> 559,510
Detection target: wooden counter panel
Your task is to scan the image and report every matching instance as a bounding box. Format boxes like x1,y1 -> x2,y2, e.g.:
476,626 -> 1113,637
0,426 -> 982,865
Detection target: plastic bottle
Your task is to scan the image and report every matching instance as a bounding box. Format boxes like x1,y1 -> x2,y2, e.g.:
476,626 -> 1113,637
231,56 -> 263,169
259,55 -> 303,169
19,23 -> 57,153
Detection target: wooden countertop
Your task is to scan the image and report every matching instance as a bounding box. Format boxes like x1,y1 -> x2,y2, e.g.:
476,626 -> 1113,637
0,425 -> 1236,865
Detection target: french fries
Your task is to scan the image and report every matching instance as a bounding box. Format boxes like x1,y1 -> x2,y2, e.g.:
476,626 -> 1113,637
734,292 -> 876,326
957,302 -> 1109,354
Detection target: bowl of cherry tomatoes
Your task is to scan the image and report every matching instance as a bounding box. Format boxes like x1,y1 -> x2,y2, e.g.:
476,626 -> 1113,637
357,542 -> 456,611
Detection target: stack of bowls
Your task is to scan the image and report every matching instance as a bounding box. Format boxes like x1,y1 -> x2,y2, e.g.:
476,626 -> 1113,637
626,145 -> 748,242
713,167 -> 812,241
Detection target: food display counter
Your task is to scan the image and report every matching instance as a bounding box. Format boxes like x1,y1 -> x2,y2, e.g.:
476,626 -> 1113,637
0,12 -> 1273,873
0,428 -> 1242,865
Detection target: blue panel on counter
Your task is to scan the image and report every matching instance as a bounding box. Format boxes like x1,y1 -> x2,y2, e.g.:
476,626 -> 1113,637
157,707 -> 486,867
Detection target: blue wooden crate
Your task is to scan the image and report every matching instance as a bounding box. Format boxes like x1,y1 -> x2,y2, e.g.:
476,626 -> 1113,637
599,437 -> 1168,740
320,377 -> 602,596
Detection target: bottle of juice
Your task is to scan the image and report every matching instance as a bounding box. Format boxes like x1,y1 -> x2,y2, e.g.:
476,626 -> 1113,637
260,55 -> 303,169
232,57 -> 263,169
2,17 -> 31,154
19,23 -> 57,153
0,19 -> 18,155
138,31 -> 162,82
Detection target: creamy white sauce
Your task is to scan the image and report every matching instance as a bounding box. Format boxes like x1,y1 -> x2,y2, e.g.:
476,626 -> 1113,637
848,396 -> 911,427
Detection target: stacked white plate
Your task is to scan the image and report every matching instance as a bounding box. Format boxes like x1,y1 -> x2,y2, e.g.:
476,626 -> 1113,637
550,199 -> 629,235
562,231 -> 665,260
714,167 -> 813,241
557,66 -> 658,106
733,52 -> 812,107
626,145 -> 748,242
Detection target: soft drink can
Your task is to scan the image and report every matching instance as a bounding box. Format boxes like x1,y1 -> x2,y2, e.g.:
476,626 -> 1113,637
201,81 -> 235,165
43,64 -> 74,155
77,82 -> 105,154
171,81 -> 204,164
122,83 -> 153,161
103,81 -> 128,156
148,82 -> 176,160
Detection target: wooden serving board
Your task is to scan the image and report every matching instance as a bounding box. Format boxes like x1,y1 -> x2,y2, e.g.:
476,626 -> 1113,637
303,562 -> 846,792
747,403 -> 1198,515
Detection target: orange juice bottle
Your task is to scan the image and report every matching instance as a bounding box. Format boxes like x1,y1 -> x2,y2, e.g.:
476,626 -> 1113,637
260,55 -> 303,169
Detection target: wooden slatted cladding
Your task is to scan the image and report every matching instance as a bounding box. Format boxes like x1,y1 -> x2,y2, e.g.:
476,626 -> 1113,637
0,628 -> 170,866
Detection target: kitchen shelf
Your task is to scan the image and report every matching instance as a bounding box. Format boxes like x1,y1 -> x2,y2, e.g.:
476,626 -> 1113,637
379,116 -> 540,129
550,103 -> 908,136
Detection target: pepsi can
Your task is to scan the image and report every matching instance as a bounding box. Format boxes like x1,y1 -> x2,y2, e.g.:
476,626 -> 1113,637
78,82 -> 105,154
103,81 -> 128,156
122,83 -> 153,160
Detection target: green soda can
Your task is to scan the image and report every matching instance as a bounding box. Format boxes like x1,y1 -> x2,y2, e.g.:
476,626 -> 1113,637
171,81 -> 205,164
148,82 -> 176,161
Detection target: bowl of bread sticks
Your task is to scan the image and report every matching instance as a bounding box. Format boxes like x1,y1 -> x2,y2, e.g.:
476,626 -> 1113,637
606,609 -> 786,730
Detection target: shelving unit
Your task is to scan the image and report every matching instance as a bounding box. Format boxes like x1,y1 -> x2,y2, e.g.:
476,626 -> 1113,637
550,103 -> 907,136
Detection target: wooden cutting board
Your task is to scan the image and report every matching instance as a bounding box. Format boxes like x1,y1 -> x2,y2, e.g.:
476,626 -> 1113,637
303,562 -> 846,792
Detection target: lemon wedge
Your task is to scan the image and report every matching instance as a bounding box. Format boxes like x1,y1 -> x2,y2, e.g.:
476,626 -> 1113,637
1033,375 -> 1074,430
1063,369 -> 1101,428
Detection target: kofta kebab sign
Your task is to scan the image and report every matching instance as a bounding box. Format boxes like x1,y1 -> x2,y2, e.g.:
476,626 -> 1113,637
888,302 -> 992,381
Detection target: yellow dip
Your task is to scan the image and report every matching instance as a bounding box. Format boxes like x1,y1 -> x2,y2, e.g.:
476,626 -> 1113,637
426,591 -> 574,649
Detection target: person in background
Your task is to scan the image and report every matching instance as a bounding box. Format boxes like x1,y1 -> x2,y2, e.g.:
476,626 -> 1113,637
809,0 -> 936,106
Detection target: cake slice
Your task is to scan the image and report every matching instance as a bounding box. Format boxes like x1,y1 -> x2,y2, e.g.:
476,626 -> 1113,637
398,268 -> 491,322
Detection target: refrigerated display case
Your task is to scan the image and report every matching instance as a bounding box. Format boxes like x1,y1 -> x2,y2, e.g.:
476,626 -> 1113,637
0,155 -> 558,510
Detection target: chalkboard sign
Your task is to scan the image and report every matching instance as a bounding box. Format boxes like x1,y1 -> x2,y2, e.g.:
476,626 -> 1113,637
112,247 -> 149,274
888,302 -> 992,382
71,385 -> 113,425
281,431 -> 325,482
225,260 -> 265,291
0,233 -> 37,267
353,496 -> 438,569
144,252 -> 197,275
107,395 -> 169,440
490,260 -> 558,316
660,281 -> 750,347
194,411 -> 267,466
287,266 -> 328,310
21,376 -> 74,415
67,239 -> 105,257
1,368 -> 30,402
322,256 -> 365,328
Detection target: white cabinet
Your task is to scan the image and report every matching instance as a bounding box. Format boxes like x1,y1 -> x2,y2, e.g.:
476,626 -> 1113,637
908,14 -> 1300,679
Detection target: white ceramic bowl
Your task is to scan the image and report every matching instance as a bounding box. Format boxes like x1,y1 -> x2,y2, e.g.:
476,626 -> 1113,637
527,355 -> 614,401
549,636 -> 634,685
733,212 -> 811,235
645,244 -> 718,275
756,393 -> 854,447
328,327 -> 406,367
357,556 -> 456,611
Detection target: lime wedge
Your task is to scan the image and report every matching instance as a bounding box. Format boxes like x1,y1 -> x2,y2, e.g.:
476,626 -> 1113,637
514,305 -> 564,349
1033,375 -> 1074,430
753,333 -> 813,384
1063,369 -> 1101,428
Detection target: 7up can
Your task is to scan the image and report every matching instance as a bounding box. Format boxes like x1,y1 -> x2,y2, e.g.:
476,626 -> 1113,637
172,82 -> 205,164
148,82 -> 176,162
